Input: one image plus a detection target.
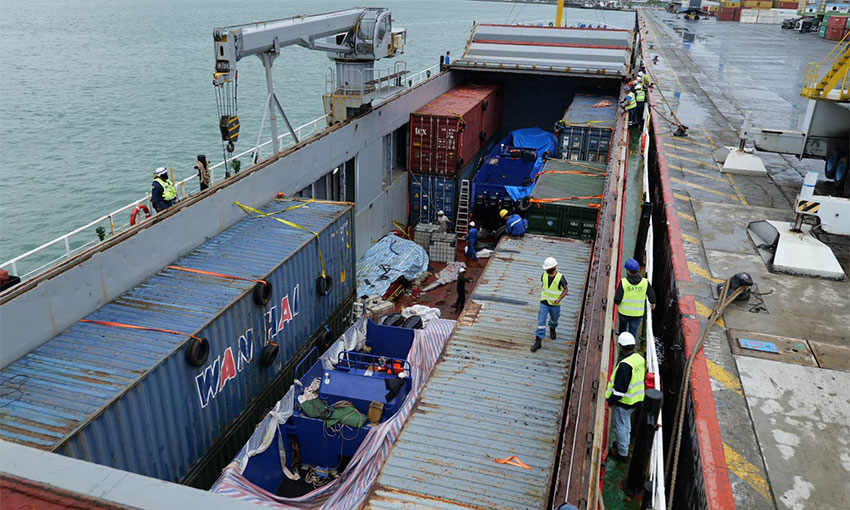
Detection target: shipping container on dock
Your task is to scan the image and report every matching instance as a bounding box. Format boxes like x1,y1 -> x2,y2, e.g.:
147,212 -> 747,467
526,159 -> 606,241
367,235 -> 592,510
0,199 -> 356,487
717,6 -> 743,19
409,84 -> 502,176
557,94 -> 617,163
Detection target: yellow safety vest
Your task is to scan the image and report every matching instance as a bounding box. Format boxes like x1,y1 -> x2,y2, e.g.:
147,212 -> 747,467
154,177 -> 177,201
619,277 -> 648,317
540,272 -> 564,305
641,74 -> 650,87
605,353 -> 646,406
624,94 -> 636,110
635,87 -> 646,103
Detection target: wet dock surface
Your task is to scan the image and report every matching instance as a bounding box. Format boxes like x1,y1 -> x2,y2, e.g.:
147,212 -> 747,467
642,11 -> 850,510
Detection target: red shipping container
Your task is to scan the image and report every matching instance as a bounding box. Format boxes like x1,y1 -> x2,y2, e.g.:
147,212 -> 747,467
828,15 -> 848,28
410,84 -> 502,176
779,1 -> 799,8
826,27 -> 845,40
717,12 -> 735,20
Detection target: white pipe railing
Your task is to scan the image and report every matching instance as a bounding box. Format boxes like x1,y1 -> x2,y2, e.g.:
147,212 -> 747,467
642,109 -> 667,510
2,63 -> 443,282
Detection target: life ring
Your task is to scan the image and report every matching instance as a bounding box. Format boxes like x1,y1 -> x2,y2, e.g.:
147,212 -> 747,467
130,204 -> 151,226
185,337 -> 210,367
252,280 -> 273,306
316,274 -> 333,296
259,342 -> 279,367
517,196 -> 532,212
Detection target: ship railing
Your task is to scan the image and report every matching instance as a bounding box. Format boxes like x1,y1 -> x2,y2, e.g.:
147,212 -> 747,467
1,63 -> 441,283
326,61 -> 410,97
641,109 -> 666,510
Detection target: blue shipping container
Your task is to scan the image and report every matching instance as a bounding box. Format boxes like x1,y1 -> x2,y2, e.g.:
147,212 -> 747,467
557,94 -> 618,163
0,199 -> 355,483
410,139 -> 490,226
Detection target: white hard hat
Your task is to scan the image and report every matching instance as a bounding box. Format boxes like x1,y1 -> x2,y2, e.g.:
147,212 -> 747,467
542,257 -> 557,270
438,210 -> 444,216
154,167 -> 168,176
459,267 -> 466,273
618,332 -> 636,347
469,221 -> 475,227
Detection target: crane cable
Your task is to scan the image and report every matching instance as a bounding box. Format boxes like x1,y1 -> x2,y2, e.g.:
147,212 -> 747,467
665,278 -> 747,510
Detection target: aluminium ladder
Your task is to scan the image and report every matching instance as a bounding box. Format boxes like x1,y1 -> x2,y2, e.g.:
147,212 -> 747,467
456,179 -> 470,240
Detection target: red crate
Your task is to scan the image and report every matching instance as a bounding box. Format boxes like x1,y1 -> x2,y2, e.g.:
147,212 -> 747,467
410,84 -> 502,176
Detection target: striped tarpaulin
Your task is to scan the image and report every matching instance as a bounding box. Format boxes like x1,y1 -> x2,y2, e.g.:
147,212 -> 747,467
210,318 -> 456,508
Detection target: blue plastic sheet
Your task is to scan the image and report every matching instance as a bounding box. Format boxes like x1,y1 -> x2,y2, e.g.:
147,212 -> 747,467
356,234 -> 429,298
497,128 -> 556,200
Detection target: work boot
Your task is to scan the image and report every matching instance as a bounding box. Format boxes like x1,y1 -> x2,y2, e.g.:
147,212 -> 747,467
531,337 -> 542,353
550,327 -> 556,340
608,448 -> 628,462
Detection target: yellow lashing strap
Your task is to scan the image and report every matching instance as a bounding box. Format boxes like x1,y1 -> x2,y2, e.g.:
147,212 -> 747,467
234,201 -> 327,278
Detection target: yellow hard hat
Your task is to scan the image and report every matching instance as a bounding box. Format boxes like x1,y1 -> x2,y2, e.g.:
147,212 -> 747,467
499,209 -> 509,218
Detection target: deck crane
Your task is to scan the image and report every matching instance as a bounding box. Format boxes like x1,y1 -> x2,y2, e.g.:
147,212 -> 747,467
213,8 -> 406,158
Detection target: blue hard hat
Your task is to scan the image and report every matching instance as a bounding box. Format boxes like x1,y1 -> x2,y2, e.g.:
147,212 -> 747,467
625,258 -> 640,271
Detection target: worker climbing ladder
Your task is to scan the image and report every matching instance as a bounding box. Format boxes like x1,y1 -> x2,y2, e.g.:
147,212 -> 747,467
456,179 -> 470,240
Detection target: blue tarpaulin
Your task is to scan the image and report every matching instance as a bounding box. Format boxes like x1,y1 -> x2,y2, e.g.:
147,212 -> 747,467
484,128 -> 556,200
357,234 -> 429,298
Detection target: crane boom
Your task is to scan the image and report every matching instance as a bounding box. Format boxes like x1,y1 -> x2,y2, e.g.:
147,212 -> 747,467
211,8 -> 406,156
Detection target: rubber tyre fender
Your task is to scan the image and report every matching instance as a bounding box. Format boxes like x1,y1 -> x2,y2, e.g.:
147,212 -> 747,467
185,337 -> 210,367
480,130 -> 487,142
542,151 -> 550,161
252,280 -> 273,306
259,342 -> 279,367
825,150 -> 840,179
517,196 -> 532,212
482,99 -> 489,112
316,274 -> 332,296
320,328 -> 335,350
457,157 -> 464,169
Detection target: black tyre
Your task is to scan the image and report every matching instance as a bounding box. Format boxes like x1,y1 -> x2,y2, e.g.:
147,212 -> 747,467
259,342 -> 279,367
457,157 -> 464,169
402,315 -> 423,329
252,280 -> 273,306
316,275 -> 332,296
482,99 -> 489,111
517,196 -> 532,212
480,130 -> 487,142
835,156 -> 847,189
185,337 -> 210,367
381,313 -> 405,327
825,150 -> 839,179
319,327 -> 334,350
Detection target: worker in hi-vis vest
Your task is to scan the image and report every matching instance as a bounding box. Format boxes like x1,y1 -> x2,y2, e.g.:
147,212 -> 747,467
633,83 -> 646,126
606,331 -> 646,461
151,167 -> 177,213
500,209 -> 528,236
614,258 -> 656,341
532,257 -> 568,353
621,90 -> 637,126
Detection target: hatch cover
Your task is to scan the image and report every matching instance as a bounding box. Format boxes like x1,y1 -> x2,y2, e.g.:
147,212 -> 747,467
808,341 -> 850,372
727,328 -> 817,367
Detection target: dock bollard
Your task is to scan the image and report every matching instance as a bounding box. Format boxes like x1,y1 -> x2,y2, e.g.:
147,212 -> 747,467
626,388 -> 663,495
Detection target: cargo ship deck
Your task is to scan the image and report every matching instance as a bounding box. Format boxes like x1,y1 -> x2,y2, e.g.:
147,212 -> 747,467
641,10 -> 850,510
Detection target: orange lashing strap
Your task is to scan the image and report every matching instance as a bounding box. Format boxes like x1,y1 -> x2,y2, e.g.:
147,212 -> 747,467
530,195 -> 603,204
166,265 -> 267,285
494,456 -> 531,470
79,319 -> 204,343
536,169 -> 606,177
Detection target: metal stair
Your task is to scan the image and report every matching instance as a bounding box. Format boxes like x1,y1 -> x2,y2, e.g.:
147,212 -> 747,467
456,179 -> 471,241
801,31 -> 850,102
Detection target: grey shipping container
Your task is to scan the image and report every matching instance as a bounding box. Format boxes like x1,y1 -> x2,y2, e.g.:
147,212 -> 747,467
0,199 -> 356,485
368,235 -> 592,510
556,94 -> 618,163
527,159 -> 606,240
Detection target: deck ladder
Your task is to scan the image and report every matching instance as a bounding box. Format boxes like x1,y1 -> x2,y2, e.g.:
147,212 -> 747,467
456,179 -> 471,241
801,30 -> 850,102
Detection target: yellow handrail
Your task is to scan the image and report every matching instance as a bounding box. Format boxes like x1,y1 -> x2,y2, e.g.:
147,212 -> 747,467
801,30 -> 850,101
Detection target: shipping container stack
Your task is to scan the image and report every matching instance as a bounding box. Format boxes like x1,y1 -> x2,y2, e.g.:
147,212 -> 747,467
824,11 -> 850,38
718,2 -> 743,21
408,83 -> 502,256
556,94 -> 618,163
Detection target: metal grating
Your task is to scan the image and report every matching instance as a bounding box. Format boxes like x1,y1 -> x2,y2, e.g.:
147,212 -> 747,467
367,235 -> 592,510
454,24 -> 634,77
